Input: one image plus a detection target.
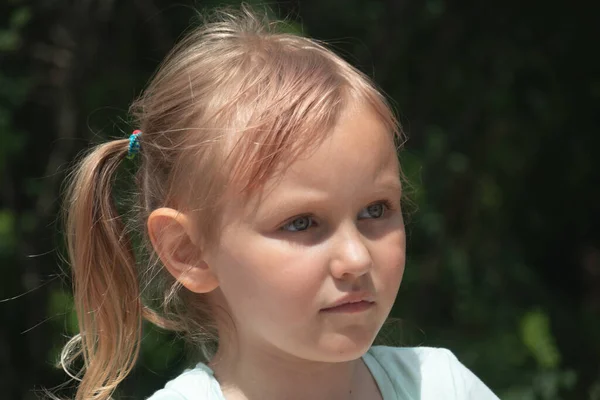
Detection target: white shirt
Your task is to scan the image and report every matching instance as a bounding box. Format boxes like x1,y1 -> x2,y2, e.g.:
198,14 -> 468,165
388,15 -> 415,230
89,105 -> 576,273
147,346 -> 499,399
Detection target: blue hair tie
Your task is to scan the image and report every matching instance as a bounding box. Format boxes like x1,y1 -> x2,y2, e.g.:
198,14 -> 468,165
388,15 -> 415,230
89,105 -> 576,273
127,130 -> 142,160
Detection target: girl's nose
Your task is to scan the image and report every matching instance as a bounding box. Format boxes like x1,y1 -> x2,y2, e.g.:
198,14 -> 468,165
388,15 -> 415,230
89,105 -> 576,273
329,222 -> 373,280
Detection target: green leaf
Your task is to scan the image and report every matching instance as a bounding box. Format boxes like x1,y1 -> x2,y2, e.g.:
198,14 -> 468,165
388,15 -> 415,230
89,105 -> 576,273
0,31 -> 20,52
0,209 -> 16,253
48,289 -> 78,334
520,309 -> 561,369
10,7 -> 31,29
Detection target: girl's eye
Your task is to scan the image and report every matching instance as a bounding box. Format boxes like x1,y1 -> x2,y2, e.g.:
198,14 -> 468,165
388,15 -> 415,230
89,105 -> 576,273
281,201 -> 391,232
358,202 -> 387,219
282,216 -> 314,232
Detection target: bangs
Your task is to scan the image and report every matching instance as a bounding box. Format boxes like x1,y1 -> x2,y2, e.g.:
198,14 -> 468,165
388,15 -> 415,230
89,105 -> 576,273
213,37 -> 399,196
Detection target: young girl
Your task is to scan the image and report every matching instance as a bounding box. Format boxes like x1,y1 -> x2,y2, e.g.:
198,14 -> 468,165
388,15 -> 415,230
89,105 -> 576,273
61,6 -> 499,400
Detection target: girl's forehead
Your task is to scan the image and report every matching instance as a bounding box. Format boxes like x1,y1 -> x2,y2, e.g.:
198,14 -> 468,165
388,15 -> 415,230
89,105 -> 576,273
219,103 -> 399,223
277,120 -> 397,190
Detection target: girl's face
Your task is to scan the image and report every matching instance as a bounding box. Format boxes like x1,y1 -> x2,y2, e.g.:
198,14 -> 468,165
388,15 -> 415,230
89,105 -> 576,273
205,102 -> 406,363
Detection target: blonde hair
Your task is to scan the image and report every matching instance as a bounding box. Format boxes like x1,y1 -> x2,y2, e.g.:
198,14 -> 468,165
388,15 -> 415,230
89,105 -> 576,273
61,5 -> 400,400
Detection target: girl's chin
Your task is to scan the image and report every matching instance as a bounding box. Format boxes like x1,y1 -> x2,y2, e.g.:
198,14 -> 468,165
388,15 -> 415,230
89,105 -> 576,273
312,333 -> 378,363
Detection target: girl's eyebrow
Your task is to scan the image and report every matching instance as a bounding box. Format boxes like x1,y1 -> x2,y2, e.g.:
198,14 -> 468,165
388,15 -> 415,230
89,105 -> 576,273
373,175 -> 403,194
378,179 -> 402,192
250,177 -> 402,224
252,190 -> 330,220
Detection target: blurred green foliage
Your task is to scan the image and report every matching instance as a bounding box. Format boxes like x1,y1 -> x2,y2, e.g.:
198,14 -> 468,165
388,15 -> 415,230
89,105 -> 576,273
0,1 -> 599,399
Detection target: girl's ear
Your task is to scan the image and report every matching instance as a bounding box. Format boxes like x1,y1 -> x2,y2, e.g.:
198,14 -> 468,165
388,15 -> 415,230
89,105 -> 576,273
147,208 -> 219,293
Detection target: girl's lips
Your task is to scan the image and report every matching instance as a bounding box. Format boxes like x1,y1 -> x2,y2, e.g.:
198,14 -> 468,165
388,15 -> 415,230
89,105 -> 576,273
320,300 -> 375,313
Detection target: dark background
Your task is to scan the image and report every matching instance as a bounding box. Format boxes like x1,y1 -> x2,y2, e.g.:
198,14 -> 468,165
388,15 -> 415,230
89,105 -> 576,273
1,1 -> 599,399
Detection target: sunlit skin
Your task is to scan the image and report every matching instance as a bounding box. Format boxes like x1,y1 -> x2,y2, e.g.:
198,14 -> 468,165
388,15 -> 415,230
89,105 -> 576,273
204,101 -> 406,399
149,100 -> 406,399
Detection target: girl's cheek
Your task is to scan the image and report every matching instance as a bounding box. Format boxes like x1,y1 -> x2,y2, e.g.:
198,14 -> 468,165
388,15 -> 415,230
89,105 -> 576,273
379,235 -> 406,277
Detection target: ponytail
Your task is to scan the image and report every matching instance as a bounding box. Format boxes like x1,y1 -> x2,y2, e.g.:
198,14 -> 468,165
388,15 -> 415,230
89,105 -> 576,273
61,139 -> 142,400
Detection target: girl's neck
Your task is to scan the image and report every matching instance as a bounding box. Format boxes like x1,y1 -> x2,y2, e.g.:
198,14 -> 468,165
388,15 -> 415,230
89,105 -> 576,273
208,340 -> 381,400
